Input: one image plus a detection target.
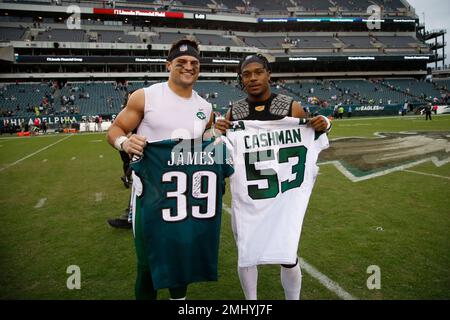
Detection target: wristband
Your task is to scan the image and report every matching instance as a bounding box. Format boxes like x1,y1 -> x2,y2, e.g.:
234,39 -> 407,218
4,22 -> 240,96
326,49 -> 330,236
321,115 -> 332,132
114,136 -> 128,151
211,126 -> 218,138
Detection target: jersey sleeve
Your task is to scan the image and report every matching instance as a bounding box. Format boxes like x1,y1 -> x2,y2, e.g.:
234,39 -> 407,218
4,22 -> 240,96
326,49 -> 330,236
314,130 -> 330,151
130,157 -> 142,177
222,161 -> 234,178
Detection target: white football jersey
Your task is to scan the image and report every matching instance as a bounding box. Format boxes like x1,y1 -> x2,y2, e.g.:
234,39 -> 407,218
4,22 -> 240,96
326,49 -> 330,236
224,117 -> 329,267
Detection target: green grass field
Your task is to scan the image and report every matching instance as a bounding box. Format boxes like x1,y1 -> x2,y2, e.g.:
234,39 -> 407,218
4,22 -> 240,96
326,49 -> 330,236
0,115 -> 449,300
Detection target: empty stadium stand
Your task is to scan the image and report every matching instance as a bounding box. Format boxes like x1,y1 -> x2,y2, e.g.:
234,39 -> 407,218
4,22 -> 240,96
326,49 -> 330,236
2,78 -> 448,119
0,27 -> 26,41
35,29 -> 86,42
339,36 -> 375,49
0,0 -> 447,123
376,36 -> 422,48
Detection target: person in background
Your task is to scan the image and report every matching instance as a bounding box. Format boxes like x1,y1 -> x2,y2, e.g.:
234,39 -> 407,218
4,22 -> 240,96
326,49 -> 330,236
425,103 -> 432,120
432,104 -> 438,115
338,105 -> 344,119
41,120 -> 47,134
107,91 -> 136,229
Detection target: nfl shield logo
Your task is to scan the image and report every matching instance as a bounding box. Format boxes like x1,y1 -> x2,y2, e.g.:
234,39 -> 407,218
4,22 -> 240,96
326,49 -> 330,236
180,44 -> 188,52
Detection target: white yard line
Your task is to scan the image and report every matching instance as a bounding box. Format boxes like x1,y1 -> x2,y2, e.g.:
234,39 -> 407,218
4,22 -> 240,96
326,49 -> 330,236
95,192 -> 103,202
338,123 -> 372,127
71,157 -> 76,161
403,169 -> 450,180
0,135 -> 72,173
299,258 -> 357,300
0,137 -> 28,141
222,204 -> 358,300
34,198 -> 47,208
0,133 -> 73,139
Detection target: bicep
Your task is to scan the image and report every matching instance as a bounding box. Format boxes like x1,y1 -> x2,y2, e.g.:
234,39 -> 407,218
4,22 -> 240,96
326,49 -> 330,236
291,101 -> 306,118
112,89 -> 144,133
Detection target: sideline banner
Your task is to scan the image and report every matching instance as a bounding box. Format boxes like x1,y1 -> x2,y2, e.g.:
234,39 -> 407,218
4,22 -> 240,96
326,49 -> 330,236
1,114 -> 117,128
309,104 -> 403,117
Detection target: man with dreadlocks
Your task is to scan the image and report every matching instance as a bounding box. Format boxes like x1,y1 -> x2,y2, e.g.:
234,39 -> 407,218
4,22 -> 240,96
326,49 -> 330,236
213,54 -> 332,300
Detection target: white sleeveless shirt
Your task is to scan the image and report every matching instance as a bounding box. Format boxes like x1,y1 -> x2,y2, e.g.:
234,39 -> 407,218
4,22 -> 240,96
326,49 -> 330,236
137,82 -> 212,142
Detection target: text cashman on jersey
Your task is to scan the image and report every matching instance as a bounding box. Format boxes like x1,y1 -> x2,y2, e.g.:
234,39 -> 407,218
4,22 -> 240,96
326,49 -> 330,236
243,128 -> 303,150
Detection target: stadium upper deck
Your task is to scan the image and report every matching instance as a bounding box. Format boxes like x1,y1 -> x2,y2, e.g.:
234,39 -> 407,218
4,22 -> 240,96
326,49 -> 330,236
0,0 -> 416,21
1,0 -> 412,15
0,0 -> 444,79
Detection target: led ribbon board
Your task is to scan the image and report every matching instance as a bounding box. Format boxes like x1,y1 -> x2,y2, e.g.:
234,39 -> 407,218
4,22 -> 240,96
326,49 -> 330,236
93,8 -> 184,19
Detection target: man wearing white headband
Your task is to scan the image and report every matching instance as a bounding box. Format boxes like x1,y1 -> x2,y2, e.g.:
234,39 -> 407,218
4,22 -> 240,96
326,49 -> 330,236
107,37 -> 216,300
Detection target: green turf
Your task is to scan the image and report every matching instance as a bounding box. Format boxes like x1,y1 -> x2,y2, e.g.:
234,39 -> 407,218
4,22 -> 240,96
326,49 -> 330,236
0,115 -> 449,299
329,114 -> 450,138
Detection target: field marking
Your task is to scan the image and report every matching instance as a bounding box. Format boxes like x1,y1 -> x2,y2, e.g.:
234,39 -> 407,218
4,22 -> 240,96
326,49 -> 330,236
332,130 -> 450,141
319,156 -> 450,182
99,155 -> 103,159
42,159 -> 48,163
0,135 -> 72,173
0,132 -> 105,141
95,192 -> 103,202
299,258 -> 357,300
34,198 -> 47,208
222,204 -> 357,300
403,169 -> 450,180
90,140 -> 103,143
81,132 -> 106,136
373,131 -> 423,138
332,114 -> 450,122
0,137 -> 24,141
338,123 -> 371,127
326,131 -> 450,182
0,133 -> 74,140
71,157 -> 76,161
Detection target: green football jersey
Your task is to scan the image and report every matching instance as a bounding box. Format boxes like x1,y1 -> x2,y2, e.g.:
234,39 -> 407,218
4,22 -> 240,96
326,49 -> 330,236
131,138 -> 233,290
